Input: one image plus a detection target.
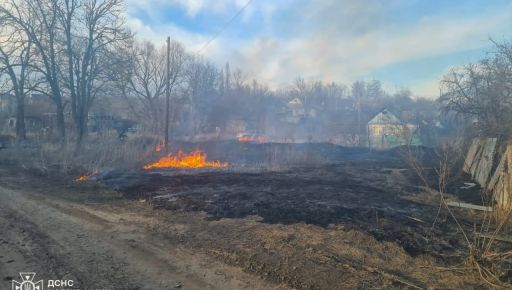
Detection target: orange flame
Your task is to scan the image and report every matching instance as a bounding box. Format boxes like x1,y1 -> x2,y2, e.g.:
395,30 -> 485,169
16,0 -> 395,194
74,170 -> 98,182
238,135 -> 264,143
144,149 -> 228,170
75,175 -> 89,182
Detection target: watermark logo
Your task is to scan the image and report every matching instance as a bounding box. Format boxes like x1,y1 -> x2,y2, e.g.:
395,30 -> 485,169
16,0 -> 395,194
12,272 -> 44,290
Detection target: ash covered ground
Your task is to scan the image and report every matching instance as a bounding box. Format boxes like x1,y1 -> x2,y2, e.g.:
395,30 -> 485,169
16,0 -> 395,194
101,142 -> 474,258
0,142 -> 492,289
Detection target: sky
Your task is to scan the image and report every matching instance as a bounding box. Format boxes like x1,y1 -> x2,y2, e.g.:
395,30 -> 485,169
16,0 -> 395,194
125,0 -> 512,98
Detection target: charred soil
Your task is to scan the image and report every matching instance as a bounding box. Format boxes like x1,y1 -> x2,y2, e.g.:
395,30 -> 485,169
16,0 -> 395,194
0,144 -> 498,289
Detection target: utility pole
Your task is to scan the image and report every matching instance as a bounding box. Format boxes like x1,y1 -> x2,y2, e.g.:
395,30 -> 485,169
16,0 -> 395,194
357,93 -> 361,146
164,36 -> 170,153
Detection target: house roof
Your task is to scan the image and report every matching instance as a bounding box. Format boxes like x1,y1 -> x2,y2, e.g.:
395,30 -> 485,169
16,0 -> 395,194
288,97 -> 303,106
367,109 -> 402,125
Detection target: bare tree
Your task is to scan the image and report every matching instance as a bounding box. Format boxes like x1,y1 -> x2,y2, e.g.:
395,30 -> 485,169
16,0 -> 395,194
0,0 -> 129,143
185,57 -> 219,134
0,26 -> 32,141
0,0 -> 68,139
126,39 -> 187,134
440,40 -> 512,138
125,41 -> 165,131
58,0 -> 129,143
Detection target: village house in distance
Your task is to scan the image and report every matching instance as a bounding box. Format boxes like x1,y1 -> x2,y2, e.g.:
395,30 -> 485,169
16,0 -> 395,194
367,109 -> 421,149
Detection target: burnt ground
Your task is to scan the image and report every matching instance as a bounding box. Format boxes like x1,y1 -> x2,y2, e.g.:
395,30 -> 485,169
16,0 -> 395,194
98,143 -> 485,260
0,142 -> 504,289
134,170 -> 452,256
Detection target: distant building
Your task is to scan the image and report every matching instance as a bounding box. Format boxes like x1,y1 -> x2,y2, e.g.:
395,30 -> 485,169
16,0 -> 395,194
367,109 -> 420,149
287,98 -> 305,117
5,115 -> 46,132
280,97 -> 305,125
0,94 -> 16,115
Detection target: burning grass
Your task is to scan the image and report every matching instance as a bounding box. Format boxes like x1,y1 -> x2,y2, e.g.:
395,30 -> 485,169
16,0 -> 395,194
238,134 -> 264,143
74,175 -> 89,182
3,138 -> 509,288
143,149 -> 228,169
74,170 -> 99,182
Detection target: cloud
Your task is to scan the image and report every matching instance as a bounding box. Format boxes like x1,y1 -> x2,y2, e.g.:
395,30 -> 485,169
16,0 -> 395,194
411,78 -> 442,99
126,17 -> 209,49
125,0 -> 512,97
212,1 -> 512,94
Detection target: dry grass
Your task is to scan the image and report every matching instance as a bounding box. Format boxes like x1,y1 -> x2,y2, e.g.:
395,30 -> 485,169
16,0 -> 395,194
401,142 -> 512,288
1,132 -> 160,177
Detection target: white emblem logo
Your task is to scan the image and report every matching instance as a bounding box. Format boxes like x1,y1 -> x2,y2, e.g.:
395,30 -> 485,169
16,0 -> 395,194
12,272 -> 44,290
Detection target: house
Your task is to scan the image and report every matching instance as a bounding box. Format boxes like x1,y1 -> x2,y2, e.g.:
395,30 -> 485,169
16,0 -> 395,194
367,109 -> 420,149
4,115 -> 47,135
280,98 -> 305,124
287,98 -> 305,117
0,94 -> 16,115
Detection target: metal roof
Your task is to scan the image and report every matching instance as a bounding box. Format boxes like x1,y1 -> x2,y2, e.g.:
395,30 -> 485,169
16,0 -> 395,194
288,98 -> 303,106
367,109 -> 402,125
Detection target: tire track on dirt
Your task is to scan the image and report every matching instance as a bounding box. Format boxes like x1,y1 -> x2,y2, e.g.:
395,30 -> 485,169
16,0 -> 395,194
0,185 -> 284,290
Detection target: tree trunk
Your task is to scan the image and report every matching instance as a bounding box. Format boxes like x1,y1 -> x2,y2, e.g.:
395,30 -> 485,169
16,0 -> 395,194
15,94 -> 26,142
76,106 -> 88,144
55,99 -> 66,139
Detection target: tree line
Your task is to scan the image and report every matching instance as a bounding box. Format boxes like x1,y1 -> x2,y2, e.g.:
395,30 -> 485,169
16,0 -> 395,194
0,0 -> 446,146
0,0 -> 129,142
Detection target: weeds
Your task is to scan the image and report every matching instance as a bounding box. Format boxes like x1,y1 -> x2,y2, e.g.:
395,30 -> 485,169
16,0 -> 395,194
402,142 -> 512,288
3,133 -> 160,176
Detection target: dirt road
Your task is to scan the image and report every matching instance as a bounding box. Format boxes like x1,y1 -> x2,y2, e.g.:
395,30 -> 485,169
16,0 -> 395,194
0,160 -> 489,290
0,183 -> 284,290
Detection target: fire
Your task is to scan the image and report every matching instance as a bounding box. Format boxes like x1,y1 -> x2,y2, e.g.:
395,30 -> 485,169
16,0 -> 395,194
75,175 -> 89,182
238,135 -> 265,143
144,149 -> 228,170
74,170 -> 98,182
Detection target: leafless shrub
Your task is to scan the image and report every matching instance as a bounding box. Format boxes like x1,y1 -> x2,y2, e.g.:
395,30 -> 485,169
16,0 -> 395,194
402,142 -> 512,288
440,39 -> 512,139
23,133 -> 158,176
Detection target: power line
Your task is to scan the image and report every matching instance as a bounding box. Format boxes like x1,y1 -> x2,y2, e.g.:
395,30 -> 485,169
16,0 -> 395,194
196,0 -> 254,54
